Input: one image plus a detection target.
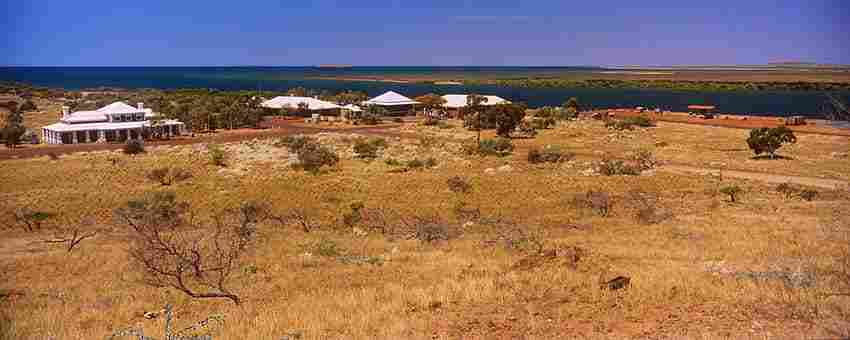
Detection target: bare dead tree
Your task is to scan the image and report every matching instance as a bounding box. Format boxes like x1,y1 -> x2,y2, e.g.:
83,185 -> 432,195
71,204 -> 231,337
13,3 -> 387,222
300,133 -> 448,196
113,191 -> 259,305
44,218 -> 98,252
270,208 -> 315,233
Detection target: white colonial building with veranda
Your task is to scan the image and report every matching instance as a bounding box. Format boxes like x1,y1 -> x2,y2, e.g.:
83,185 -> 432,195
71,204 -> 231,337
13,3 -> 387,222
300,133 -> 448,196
42,102 -> 184,144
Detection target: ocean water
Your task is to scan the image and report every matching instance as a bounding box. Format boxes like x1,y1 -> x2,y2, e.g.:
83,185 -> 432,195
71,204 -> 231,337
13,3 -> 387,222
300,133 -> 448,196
1,66 -> 848,117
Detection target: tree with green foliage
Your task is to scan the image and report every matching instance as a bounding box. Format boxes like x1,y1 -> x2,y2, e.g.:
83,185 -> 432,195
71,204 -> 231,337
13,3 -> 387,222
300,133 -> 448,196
2,102 -> 25,148
18,100 -> 37,112
563,97 -> 579,111
490,103 -> 527,137
463,94 -> 488,145
746,126 -> 797,159
414,93 -> 447,118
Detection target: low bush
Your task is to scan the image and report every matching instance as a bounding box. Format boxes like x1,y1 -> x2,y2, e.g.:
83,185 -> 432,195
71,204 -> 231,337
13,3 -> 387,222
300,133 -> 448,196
313,239 -> 341,257
353,138 -> 386,159
123,139 -> 145,155
571,191 -> 611,217
208,144 -> 227,166
409,215 -> 453,243
296,141 -> 339,173
598,158 -> 641,176
528,145 -> 573,164
799,189 -> 818,201
147,167 -> 192,186
629,149 -> 657,170
719,185 -> 743,203
776,183 -> 797,199
384,158 -> 402,166
446,176 -> 472,194
477,138 -> 513,156
514,121 -> 538,137
406,157 -> 437,170
453,201 -> 481,220
277,135 -> 312,152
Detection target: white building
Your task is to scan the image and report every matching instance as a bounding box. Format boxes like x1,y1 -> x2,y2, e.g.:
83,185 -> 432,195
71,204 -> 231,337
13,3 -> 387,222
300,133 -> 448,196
363,91 -> 419,115
441,94 -> 510,109
42,102 -> 184,144
261,96 -> 342,115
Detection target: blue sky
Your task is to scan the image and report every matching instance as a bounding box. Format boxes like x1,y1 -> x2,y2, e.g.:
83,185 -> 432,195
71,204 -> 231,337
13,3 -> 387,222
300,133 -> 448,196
2,0 -> 848,66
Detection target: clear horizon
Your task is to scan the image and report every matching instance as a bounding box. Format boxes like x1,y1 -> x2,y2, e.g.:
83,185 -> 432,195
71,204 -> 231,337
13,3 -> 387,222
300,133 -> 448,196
3,0 -> 849,66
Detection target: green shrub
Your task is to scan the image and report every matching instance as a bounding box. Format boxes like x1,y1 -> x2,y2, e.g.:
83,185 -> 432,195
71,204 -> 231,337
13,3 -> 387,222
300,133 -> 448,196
477,138 -> 513,156
208,144 -> 227,166
528,145 -> 572,164
384,158 -> 402,166
598,158 -> 641,176
296,141 -> 339,173
147,167 -> 192,186
353,138 -> 385,159
277,135 -> 312,152
799,189 -> 818,201
313,239 -> 341,257
123,139 -> 145,155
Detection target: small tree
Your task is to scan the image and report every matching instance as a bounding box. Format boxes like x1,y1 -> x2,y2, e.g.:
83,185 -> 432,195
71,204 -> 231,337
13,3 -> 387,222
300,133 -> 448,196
746,126 -> 797,159
464,94 -> 488,145
13,208 -> 54,232
490,103 -> 527,137
719,185 -> 742,203
414,93 -> 447,119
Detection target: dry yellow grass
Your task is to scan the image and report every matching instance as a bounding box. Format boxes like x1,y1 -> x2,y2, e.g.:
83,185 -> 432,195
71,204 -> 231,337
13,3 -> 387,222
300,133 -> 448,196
1,119 -> 849,339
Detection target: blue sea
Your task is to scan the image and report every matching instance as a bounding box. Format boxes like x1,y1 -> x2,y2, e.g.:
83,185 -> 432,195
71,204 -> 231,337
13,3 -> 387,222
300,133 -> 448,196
1,66 -> 847,117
